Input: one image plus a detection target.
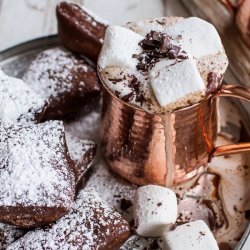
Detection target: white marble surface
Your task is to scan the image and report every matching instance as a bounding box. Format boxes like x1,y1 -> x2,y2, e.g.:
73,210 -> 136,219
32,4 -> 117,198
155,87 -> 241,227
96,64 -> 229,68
0,0 -> 249,249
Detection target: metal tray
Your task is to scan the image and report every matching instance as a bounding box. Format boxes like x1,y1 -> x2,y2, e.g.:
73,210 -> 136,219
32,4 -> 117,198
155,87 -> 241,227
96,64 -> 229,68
0,35 -> 249,250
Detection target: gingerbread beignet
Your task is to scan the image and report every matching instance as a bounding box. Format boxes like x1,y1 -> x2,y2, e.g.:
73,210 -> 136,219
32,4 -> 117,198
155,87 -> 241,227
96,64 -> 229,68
23,48 -> 101,120
8,189 -> 130,249
0,121 -> 75,227
0,70 -> 46,126
56,2 -> 107,62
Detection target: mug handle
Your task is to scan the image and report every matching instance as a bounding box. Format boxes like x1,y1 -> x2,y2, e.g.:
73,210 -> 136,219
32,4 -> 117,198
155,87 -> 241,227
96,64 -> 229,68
211,84 -> 250,157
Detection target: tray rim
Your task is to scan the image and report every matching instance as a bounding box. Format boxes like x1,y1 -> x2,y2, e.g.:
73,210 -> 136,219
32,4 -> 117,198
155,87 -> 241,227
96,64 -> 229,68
0,35 -> 249,250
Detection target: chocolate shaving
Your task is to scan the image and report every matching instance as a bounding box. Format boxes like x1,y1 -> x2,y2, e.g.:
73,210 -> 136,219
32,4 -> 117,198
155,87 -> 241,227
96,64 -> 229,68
150,240 -> 160,249
134,31 -> 188,72
120,198 -> 133,211
121,92 -> 134,102
115,90 -> 121,98
245,210 -> 250,220
108,78 -> 123,84
207,72 -> 223,94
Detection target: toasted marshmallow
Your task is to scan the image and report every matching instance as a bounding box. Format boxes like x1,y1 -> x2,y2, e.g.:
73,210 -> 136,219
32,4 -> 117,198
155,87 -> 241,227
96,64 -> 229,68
125,17 -> 183,36
165,17 -> 224,58
133,185 -> 178,237
149,59 -> 205,108
162,220 -> 219,250
98,26 -> 143,70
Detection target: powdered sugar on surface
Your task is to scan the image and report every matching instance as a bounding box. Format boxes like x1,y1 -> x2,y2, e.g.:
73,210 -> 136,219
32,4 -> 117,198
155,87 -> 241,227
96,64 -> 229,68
0,223 -> 24,249
86,159 -> 137,220
0,70 -> 46,126
64,104 -> 101,142
8,189 -> 130,250
0,121 -> 75,208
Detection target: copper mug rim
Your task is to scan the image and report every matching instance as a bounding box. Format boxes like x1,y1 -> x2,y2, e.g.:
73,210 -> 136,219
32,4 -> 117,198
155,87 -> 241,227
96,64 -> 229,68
99,72 -> 250,158
98,72 -> 214,115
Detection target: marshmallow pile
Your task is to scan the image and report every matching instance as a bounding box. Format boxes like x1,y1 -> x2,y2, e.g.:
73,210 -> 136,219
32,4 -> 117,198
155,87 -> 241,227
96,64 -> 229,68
133,185 -> 219,250
98,17 -> 228,113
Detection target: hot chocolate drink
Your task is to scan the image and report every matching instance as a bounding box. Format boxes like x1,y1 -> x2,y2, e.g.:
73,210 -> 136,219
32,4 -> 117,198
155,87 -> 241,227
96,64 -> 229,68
98,17 -> 228,113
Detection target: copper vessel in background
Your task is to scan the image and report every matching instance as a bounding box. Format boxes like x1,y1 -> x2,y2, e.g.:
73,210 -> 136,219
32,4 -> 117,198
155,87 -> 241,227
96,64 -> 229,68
100,82 -> 250,187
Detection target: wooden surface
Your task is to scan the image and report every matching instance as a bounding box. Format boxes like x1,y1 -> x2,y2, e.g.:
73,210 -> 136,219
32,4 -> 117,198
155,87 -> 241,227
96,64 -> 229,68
0,0 -> 249,249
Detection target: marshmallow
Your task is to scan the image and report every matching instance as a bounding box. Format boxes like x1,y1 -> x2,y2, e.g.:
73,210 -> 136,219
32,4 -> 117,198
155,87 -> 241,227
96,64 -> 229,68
133,185 -> 178,237
165,17 -> 224,58
98,26 -> 143,70
125,17 -> 183,36
149,58 -> 205,107
162,220 -> 219,250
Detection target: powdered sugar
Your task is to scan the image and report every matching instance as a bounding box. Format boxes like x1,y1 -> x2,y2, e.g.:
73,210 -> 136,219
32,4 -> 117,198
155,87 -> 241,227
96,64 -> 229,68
0,70 -> 46,126
0,121 -> 75,208
0,223 -> 24,249
65,133 -> 97,186
86,159 -> 137,220
23,47 -> 89,101
8,189 -> 130,249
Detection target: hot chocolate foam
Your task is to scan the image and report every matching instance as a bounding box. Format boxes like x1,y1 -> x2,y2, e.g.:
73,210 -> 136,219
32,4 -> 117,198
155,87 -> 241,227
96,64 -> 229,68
98,17 -> 228,113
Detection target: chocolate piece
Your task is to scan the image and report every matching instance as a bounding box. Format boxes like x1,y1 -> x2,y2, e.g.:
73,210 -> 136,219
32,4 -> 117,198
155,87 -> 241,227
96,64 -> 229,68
23,48 -> 101,120
56,2 -> 108,62
206,72 -> 223,94
0,121 -> 75,228
134,31 -> 188,72
0,70 -> 47,126
65,133 -> 97,190
8,189 -> 130,249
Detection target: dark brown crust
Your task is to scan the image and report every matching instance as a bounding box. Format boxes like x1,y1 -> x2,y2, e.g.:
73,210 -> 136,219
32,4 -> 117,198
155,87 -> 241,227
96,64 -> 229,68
56,2 -> 107,62
0,206 -> 69,228
74,143 -> 97,191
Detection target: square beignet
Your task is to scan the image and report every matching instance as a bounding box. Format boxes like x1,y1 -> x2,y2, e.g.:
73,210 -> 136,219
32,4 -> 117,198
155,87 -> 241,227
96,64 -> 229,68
0,70 -> 47,126
8,189 -> 131,249
0,121 -> 75,228
23,48 -> 101,120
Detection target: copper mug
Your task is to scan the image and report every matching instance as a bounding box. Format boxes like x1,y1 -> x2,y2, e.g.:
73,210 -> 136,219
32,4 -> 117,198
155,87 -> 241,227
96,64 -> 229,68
99,80 -> 250,187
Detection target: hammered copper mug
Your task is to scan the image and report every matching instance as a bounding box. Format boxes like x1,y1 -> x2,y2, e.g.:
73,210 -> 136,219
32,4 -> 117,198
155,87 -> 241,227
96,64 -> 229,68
99,81 -> 250,187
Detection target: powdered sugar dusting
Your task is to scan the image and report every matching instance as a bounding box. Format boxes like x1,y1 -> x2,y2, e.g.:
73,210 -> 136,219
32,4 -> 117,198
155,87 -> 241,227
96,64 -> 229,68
0,121 -> 75,208
23,47 -> 89,101
64,105 -> 101,141
66,133 -> 97,186
86,160 -> 137,221
8,189 -> 130,249
0,70 -> 46,126
0,223 -> 24,249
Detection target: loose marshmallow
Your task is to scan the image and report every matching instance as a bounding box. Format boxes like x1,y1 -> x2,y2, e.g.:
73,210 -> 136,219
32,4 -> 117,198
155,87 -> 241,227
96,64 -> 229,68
133,185 -> 178,237
149,58 -> 205,107
162,220 -> 219,250
98,26 -> 143,70
165,17 -> 224,58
